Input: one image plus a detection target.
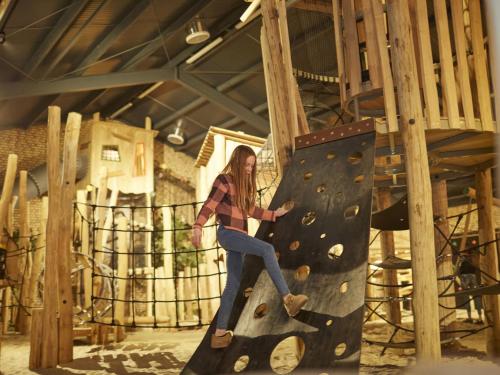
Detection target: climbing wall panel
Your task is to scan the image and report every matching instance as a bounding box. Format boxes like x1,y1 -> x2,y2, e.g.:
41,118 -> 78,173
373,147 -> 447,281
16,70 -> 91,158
183,119 -> 376,374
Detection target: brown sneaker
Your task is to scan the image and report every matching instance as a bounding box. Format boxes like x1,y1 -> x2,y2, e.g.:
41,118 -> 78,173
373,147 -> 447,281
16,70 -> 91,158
284,294 -> 309,317
210,332 -> 233,349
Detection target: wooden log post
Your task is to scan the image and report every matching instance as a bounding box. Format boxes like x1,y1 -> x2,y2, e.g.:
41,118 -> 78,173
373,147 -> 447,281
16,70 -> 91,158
0,154 -> 17,248
29,196 -> 47,307
184,266 -> 194,321
450,0 -> 476,130
386,0 -> 441,361
29,308 -> 44,369
16,170 -> 31,334
376,188 -> 401,324
76,191 -> 92,310
431,179 -> 456,327
261,0 -> 307,175
475,169 -> 500,356
408,0 -> 441,129
469,0 -> 494,131
145,192 -> 153,317
57,112 -> 81,363
433,0 -> 460,129
484,0 -> 500,129
161,206 -> 176,326
115,216 -> 129,326
177,270 -> 186,322
2,286 -> 12,333
40,106 -> 62,368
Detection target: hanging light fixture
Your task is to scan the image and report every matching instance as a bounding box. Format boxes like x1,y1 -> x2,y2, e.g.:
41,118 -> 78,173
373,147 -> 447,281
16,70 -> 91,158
185,19 -> 210,45
167,118 -> 186,145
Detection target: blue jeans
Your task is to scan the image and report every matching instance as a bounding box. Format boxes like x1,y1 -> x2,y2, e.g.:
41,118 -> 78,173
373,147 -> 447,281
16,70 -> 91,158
215,225 -> 290,329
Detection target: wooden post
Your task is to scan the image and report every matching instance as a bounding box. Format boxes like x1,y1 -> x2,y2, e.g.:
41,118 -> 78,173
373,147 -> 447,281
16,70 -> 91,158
184,266 -> 194,321
450,0 -> 476,129
370,0 -> 398,133
161,206 -> 176,326
76,191 -> 92,310
29,308 -> 44,369
332,0 -> 347,105
177,271 -> 186,323
433,0 -> 460,129
431,179 -> 456,327
341,0 -> 362,96
93,167 -> 108,266
386,0 -> 441,361
484,0 -> 500,130
408,0 -> 441,129
2,286 -> 12,334
198,263 -> 210,324
40,106 -> 62,368
16,170 -> 31,334
261,0 -> 304,174
469,0 -> 494,131
475,169 -> 500,355
115,216 -> 128,325
376,188 -> 401,324
145,193 -> 153,317
57,112 -> 81,364
0,154 -> 17,248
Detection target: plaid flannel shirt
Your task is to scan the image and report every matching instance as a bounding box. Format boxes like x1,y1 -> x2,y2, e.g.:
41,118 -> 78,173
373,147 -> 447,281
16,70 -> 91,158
193,174 -> 276,233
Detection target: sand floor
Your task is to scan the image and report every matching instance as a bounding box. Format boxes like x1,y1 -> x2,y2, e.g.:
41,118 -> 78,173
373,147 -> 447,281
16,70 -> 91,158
1,319 -> 500,375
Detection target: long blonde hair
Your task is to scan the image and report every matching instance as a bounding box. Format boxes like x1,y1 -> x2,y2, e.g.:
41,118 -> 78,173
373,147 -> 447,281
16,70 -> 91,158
222,145 -> 257,212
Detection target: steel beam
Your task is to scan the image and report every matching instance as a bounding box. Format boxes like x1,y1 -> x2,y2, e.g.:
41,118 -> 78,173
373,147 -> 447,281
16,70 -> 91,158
76,0 -> 150,73
23,0 -> 90,76
0,68 -> 176,100
177,69 -> 268,134
120,0 -> 213,71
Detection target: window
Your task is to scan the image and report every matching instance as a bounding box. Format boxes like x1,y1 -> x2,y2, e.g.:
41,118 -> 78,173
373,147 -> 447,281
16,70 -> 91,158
101,145 -> 120,161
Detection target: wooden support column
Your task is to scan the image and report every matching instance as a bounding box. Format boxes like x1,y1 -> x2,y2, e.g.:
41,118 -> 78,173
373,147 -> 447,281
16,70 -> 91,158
469,0 -> 494,131
16,170 -> 30,334
0,154 -> 17,248
433,0 -> 460,129
28,197 -> 47,313
76,191 -> 92,310
261,0 -> 307,175
450,0 -> 476,129
40,106 -> 62,368
475,169 -> 500,356
161,206 -> 176,326
408,0 -> 441,129
115,216 -> 128,326
57,112 -> 81,363
332,0 -> 346,105
386,0 -> 441,361
376,188 -> 401,324
431,178 -> 456,327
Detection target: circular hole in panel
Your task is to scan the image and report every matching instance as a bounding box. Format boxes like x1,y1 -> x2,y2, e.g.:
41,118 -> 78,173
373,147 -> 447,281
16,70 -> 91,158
301,211 -> 316,226
340,281 -> 349,294
317,184 -> 326,193
289,240 -> 300,251
294,265 -> 311,282
281,200 -> 295,211
270,336 -> 305,374
348,152 -> 363,165
335,342 -> 347,357
304,172 -> 313,180
254,303 -> 268,319
344,205 -> 360,219
326,319 -> 333,326
354,175 -> 364,184
320,233 -> 326,239
268,232 -> 274,238
300,159 -> 305,165
244,287 -> 253,298
328,244 -> 344,260
326,152 -> 336,160
234,355 -> 250,372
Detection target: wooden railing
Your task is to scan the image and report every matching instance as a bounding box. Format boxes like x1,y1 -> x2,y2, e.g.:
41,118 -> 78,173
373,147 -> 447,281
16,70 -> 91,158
333,0 -> 495,133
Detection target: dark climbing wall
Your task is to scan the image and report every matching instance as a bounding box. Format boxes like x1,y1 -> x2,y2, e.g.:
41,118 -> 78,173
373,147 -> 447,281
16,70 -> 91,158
183,119 -> 376,374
